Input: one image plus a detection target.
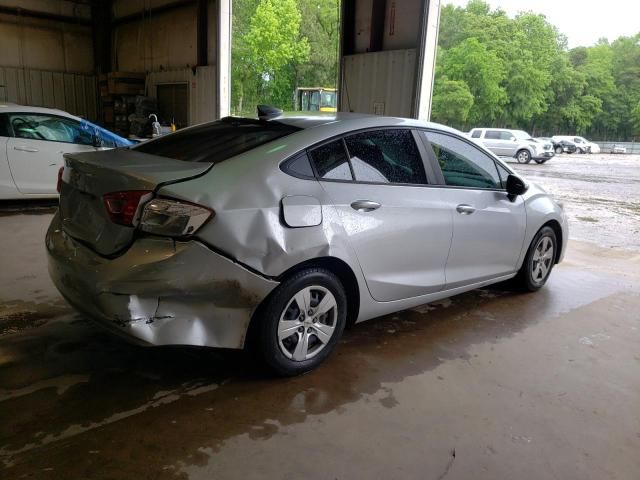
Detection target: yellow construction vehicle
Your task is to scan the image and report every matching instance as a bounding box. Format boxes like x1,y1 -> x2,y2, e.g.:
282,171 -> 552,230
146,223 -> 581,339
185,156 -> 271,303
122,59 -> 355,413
294,87 -> 337,113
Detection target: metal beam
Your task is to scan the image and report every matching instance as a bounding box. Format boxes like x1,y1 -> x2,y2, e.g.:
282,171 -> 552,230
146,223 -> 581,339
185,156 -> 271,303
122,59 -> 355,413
197,0 -> 208,66
91,1 -> 112,74
0,5 -> 91,26
369,0 -> 386,52
217,0 -> 231,118
111,0 -> 197,27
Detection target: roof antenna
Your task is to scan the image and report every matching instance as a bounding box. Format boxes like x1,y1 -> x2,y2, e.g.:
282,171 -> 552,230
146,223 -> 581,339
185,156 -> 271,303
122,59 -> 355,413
257,105 -> 283,120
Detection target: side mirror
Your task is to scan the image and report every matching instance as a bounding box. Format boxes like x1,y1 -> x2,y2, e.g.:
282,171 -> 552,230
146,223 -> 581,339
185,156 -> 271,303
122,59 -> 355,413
506,174 -> 528,200
510,136 -> 517,142
92,134 -> 104,148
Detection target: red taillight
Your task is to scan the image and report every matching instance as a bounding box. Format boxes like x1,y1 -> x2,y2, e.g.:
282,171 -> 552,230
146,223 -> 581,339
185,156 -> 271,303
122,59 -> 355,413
56,167 -> 64,193
103,191 -> 152,226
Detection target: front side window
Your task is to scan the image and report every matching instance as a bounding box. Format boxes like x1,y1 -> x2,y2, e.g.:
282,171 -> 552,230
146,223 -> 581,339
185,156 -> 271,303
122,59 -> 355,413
344,129 -> 428,185
8,114 -> 93,145
500,131 -> 515,140
308,140 -> 353,180
470,130 -> 481,138
134,117 -> 300,163
484,130 -> 501,140
427,131 -> 502,190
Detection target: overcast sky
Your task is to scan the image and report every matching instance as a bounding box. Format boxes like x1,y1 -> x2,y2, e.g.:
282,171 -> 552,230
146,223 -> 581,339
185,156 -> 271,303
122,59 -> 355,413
442,0 -> 640,48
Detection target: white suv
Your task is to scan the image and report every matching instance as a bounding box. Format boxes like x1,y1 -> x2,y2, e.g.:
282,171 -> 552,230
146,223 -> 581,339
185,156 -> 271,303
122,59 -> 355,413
469,128 -> 555,164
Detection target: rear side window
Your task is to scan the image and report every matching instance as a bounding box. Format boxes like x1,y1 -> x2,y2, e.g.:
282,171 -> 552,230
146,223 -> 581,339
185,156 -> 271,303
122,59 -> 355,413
344,129 -> 428,185
134,117 -> 300,163
308,140 -> 353,180
282,152 -> 314,179
427,131 -> 501,189
0,114 -> 9,137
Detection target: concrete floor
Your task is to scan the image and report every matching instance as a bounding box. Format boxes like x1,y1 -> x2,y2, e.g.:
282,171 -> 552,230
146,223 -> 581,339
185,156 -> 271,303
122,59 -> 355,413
1,155 -> 639,479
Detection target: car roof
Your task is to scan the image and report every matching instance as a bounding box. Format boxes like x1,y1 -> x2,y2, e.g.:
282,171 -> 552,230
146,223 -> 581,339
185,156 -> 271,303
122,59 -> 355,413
271,112 -> 461,136
0,103 -> 80,120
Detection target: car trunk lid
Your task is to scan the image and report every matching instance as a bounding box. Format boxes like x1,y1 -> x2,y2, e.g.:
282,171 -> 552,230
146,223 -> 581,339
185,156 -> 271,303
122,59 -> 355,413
59,148 -> 212,256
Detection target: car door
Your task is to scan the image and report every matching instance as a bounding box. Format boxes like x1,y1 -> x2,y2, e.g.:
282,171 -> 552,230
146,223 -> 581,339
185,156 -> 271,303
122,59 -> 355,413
500,130 -> 519,156
6,113 -> 97,194
421,130 -> 526,288
482,129 -> 508,156
308,129 -> 453,302
0,114 -> 14,197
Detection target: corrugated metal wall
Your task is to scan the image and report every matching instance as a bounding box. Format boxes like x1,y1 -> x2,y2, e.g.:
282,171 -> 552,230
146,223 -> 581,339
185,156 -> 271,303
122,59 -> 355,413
146,66 -> 217,126
340,49 -> 417,117
0,67 -> 98,121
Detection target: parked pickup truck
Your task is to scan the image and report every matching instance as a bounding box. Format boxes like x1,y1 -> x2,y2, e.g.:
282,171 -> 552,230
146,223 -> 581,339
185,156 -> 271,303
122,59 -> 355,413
469,128 -> 555,164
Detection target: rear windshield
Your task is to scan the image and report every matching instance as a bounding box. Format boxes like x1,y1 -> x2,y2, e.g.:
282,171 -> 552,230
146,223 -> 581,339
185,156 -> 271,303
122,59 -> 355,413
133,117 -> 301,163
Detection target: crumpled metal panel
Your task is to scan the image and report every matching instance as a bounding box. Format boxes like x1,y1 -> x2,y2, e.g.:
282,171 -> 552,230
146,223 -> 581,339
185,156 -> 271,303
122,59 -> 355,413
46,212 -> 277,348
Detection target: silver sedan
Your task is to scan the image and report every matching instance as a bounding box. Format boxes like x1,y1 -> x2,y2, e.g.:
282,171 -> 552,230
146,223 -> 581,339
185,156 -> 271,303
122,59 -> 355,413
47,110 -> 568,376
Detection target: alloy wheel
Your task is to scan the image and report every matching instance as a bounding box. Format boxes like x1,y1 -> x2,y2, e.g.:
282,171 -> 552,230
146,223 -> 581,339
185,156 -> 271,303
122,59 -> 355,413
277,286 -> 338,361
531,236 -> 554,284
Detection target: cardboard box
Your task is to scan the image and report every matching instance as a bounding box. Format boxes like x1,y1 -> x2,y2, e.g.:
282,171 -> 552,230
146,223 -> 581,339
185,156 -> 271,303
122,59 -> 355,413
107,72 -> 145,96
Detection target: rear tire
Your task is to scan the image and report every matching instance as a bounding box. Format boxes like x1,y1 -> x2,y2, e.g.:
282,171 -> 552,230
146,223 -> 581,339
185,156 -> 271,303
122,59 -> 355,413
516,149 -> 532,164
253,268 -> 347,376
513,226 -> 557,292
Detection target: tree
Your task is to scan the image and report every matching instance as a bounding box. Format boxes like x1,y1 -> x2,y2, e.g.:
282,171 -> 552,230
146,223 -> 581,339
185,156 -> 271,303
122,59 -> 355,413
436,37 -> 507,125
431,78 -> 474,128
232,0 -> 310,114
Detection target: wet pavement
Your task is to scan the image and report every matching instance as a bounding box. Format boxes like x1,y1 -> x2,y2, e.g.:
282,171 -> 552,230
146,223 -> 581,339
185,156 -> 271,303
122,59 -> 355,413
1,155 -> 639,479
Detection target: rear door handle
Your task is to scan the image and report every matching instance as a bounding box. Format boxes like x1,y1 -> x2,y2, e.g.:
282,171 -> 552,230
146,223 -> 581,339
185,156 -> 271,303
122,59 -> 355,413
351,200 -> 381,212
456,204 -> 476,215
14,146 -> 39,152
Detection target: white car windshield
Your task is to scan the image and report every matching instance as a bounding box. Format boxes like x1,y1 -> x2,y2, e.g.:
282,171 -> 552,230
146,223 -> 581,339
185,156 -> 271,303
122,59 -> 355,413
513,130 -> 534,141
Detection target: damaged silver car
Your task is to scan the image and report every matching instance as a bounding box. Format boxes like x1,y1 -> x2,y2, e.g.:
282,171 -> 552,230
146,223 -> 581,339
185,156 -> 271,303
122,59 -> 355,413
47,109 -> 568,376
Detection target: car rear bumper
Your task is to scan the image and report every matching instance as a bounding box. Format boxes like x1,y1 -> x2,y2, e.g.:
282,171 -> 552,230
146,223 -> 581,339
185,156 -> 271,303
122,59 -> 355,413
46,212 -> 278,349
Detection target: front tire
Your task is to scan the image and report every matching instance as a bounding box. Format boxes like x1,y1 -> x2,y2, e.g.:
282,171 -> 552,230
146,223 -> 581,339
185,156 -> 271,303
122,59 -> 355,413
554,146 -> 563,154
534,157 -> 548,164
253,268 -> 347,376
514,226 -> 557,292
516,149 -> 532,164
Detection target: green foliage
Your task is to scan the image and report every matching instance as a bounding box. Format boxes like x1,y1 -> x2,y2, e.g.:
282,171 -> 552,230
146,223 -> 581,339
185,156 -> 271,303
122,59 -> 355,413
437,38 -> 507,123
431,78 -> 474,128
432,1 -> 640,140
231,0 -> 338,116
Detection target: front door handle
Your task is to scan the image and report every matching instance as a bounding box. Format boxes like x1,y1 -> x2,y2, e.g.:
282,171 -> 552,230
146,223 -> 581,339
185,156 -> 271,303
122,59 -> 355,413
14,146 -> 39,152
351,200 -> 381,212
456,204 -> 476,215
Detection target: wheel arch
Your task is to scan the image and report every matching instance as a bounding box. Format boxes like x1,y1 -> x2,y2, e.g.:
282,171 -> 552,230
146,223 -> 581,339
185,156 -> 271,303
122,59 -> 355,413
541,219 -> 563,264
274,256 -> 360,327
245,256 -> 361,350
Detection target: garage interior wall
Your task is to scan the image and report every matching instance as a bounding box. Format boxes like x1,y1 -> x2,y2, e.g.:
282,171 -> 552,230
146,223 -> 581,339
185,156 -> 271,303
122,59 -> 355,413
0,0 -> 97,119
112,0 -> 224,123
340,0 -> 440,119
0,0 -> 230,125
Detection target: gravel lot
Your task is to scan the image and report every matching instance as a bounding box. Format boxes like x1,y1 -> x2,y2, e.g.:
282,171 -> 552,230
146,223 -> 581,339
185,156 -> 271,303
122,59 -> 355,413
507,153 -> 640,250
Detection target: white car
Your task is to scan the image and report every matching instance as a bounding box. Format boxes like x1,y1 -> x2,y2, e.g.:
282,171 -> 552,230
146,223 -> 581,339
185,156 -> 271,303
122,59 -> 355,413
552,135 -> 600,154
0,104 -> 133,199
